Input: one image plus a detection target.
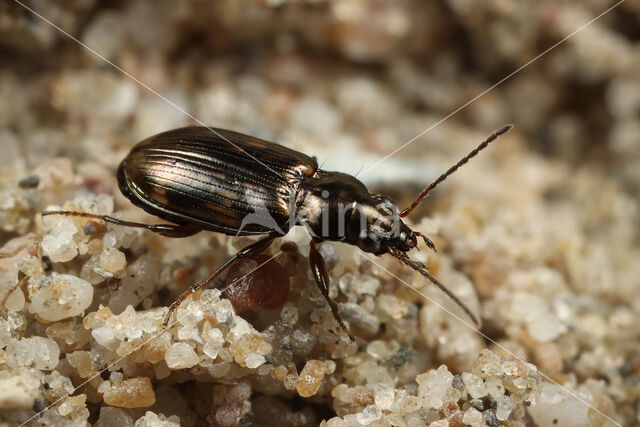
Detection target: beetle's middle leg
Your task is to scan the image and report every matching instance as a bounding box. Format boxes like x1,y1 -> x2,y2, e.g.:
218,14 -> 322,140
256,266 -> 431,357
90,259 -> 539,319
309,240 -> 355,341
42,211 -> 200,237
163,233 -> 279,327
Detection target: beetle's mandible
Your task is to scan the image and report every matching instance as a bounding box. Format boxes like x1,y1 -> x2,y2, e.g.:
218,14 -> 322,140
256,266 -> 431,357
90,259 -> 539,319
43,125 -> 512,341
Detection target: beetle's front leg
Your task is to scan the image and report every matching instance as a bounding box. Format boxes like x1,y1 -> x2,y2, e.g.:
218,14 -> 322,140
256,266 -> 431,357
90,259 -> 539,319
163,233 -> 279,327
42,211 -> 200,237
309,239 -> 355,341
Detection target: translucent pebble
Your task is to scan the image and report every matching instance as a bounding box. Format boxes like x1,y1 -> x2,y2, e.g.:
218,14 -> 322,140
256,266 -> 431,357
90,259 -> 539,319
134,411 -> 181,427
358,362 -> 392,385
351,277 -> 380,297
110,372 -> 124,383
213,299 -> 235,324
56,393 -> 78,415
340,303 -> 379,335
41,216 -> 79,262
462,407 -> 483,425
5,288 -> 25,312
28,274 -> 93,322
376,294 -> 409,319
371,383 -> 395,410
80,254 -> 109,284
256,342 -> 272,355
176,325 -> 200,343
82,13 -> 128,65
73,193 -> 114,216
401,395 -> 422,413
95,407 -> 133,427
428,420 -> 449,427
324,360 -> 336,375
461,372 -> 487,399
366,340 -> 389,360
154,363 -> 171,380
99,248 -> 127,273
317,242 -> 339,271
485,377 -> 505,398
326,417 -> 347,427
17,256 -> 43,277
103,377 -> 156,408
495,395 -> 513,420
280,302 -> 298,324
273,365 -> 288,381
66,351 -> 93,378
58,394 -> 86,416
296,360 -> 326,397
343,414 -> 362,426
534,342 -> 563,373
339,273 -> 379,297
6,336 -> 60,370
102,232 -> 118,249
203,342 -> 219,360
473,349 -> 503,378
291,329 -> 317,356
528,383 -> 589,426
283,374 -> 298,391
232,334 -> 263,365
92,327 -> 116,348
356,405 -> 382,425
165,343 -> 199,369
108,255 -> 160,314
205,323 -> 224,345
142,332 -> 170,364
527,313 -> 563,342
0,372 -> 41,409
97,380 -> 110,394
418,365 -> 453,410
501,361 -> 518,377
208,362 -> 230,378
245,353 -> 266,369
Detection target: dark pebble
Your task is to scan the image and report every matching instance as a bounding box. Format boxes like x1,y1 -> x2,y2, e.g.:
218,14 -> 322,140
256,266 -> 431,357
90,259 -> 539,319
19,176 -> 40,189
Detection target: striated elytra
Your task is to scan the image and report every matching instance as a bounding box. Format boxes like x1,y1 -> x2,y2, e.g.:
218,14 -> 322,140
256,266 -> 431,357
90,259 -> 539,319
43,125 -> 512,341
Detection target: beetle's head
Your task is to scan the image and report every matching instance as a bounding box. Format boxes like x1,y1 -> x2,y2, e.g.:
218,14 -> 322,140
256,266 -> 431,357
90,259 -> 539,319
347,195 -> 435,255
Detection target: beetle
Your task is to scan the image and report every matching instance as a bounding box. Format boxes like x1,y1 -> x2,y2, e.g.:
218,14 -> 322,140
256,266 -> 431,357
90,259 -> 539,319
43,124 -> 511,341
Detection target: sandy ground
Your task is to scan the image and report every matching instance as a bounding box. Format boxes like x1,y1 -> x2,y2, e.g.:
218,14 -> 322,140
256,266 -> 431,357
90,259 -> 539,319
0,1 -> 639,426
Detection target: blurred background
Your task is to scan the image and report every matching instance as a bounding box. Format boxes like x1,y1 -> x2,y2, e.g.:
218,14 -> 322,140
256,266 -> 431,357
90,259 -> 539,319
1,0 -> 639,193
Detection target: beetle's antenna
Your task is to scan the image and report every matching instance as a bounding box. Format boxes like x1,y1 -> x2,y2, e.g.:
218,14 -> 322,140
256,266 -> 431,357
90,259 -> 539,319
388,248 -> 479,325
400,125 -> 512,218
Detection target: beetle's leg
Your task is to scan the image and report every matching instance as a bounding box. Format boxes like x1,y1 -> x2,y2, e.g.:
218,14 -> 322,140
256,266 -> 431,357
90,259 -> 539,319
309,240 -> 355,342
41,211 -> 200,238
163,233 -> 279,327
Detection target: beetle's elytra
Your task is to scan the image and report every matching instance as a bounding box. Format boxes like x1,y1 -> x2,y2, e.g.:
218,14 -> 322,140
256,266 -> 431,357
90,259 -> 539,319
43,125 -> 512,341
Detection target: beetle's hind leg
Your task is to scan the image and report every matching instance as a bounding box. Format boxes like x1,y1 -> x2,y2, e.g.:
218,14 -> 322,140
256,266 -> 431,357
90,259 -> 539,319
42,211 -> 200,238
309,240 -> 355,342
163,233 -> 279,327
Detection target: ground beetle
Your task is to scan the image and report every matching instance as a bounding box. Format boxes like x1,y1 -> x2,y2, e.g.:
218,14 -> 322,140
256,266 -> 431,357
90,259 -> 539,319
43,125 -> 512,341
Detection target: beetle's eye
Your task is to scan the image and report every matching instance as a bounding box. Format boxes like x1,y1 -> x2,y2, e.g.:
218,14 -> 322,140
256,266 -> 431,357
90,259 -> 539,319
400,231 -> 407,240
